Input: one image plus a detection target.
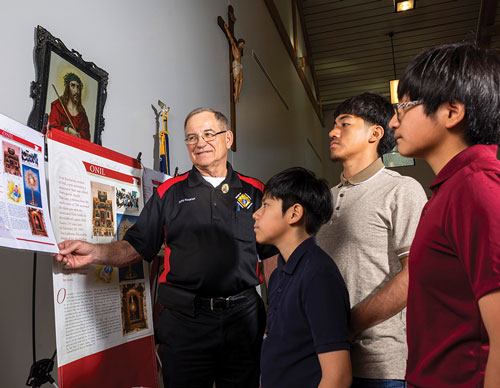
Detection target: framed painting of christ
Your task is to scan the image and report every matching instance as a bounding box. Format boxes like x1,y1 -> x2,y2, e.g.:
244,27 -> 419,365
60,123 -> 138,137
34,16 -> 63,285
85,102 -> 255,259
28,25 -> 108,145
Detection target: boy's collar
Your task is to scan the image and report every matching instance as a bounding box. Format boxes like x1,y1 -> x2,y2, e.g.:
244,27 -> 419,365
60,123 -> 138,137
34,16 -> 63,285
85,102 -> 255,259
279,236 -> 316,275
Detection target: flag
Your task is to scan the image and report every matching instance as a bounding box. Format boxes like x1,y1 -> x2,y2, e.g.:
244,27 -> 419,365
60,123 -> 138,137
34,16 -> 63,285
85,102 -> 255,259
158,106 -> 170,175
159,129 -> 169,175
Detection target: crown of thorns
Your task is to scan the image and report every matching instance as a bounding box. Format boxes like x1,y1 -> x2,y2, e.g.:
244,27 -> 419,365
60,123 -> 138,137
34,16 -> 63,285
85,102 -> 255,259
63,72 -> 83,90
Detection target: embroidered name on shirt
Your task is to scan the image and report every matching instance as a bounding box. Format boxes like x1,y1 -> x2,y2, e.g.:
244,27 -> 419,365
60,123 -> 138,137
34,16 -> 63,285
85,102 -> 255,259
178,197 -> 196,204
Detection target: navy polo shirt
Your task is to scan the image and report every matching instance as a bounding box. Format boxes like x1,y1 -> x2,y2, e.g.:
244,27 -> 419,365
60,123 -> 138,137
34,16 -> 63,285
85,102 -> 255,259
124,162 -> 277,297
261,237 -> 350,388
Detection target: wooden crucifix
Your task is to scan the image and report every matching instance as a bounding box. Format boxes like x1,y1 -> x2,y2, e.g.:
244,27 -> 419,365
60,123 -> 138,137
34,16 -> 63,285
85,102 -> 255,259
218,5 -> 245,152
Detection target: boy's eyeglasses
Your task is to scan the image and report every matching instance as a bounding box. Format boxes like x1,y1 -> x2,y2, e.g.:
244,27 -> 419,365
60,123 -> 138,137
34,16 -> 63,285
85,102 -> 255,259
185,130 -> 227,145
392,100 -> 422,121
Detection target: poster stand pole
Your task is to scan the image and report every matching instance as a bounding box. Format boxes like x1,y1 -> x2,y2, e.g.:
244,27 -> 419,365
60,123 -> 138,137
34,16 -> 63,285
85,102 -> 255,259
25,252 -> 58,387
26,351 -> 57,388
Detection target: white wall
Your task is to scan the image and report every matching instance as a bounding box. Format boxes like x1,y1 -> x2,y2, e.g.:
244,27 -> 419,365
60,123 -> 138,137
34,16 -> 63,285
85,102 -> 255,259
0,0 -> 330,386
230,0 -> 329,181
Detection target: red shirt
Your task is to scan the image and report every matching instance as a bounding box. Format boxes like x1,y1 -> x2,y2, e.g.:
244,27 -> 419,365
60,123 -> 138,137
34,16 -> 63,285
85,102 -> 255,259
406,145 -> 500,388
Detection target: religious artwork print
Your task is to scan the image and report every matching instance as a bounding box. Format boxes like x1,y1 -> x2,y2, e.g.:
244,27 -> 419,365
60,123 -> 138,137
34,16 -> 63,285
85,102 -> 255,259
26,207 -> 48,237
7,179 -> 24,204
22,165 -> 42,208
116,213 -> 144,281
21,148 -> 39,167
120,283 -> 149,335
116,214 -> 137,241
95,265 -> 116,284
28,26 -> 108,145
119,262 -> 145,283
3,141 -> 21,176
90,182 -> 115,237
116,187 -> 139,212
46,62 -> 93,141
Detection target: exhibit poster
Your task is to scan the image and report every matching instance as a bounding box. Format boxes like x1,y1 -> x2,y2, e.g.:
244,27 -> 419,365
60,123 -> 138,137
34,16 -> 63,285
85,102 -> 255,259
47,129 -> 158,388
0,113 -> 58,253
142,167 -> 170,326
142,167 -> 170,203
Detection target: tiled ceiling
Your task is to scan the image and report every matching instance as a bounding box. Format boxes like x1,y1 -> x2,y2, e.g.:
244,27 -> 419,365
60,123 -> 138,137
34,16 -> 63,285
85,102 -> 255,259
300,0 -> 500,110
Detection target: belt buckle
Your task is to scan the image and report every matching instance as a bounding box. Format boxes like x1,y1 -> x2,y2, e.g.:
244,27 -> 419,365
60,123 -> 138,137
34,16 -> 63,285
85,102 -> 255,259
208,296 -> 231,310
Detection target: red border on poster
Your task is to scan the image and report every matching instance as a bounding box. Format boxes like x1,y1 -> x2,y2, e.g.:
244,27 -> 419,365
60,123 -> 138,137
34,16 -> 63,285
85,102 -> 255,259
82,161 -> 141,185
0,128 -> 42,151
58,336 -> 158,388
47,129 -> 141,169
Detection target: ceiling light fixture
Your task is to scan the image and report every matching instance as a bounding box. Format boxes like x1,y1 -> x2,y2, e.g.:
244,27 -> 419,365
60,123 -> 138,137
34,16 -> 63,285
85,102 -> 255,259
394,0 -> 415,13
389,32 -> 399,104
384,30 -> 416,166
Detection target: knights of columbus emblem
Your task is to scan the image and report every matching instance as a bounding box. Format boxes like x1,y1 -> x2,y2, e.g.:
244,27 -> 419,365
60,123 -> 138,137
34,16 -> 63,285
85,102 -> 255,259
236,193 -> 252,209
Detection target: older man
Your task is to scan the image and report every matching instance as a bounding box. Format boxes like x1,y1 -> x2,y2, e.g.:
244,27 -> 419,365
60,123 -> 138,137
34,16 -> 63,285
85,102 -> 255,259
56,108 -> 276,388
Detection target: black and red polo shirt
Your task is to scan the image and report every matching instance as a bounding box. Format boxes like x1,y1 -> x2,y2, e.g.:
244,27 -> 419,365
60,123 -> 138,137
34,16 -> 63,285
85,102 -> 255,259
124,162 -> 277,297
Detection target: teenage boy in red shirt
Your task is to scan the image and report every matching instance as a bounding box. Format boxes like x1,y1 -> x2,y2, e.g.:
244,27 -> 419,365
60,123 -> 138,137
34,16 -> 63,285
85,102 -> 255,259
390,42 -> 500,387
254,167 -> 351,388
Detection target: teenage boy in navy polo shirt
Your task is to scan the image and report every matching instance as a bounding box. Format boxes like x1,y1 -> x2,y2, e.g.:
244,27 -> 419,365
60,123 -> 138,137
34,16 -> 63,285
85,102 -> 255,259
253,167 -> 351,388
390,42 -> 500,387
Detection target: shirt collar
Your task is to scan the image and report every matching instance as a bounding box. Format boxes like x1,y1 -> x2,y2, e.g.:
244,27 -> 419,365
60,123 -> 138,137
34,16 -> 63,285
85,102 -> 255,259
278,236 -> 316,275
339,158 -> 385,187
188,162 -> 243,189
429,145 -> 499,190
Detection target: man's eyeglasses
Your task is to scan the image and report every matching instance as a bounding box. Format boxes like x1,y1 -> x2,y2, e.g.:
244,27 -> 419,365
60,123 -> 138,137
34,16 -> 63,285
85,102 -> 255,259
185,130 -> 227,145
392,100 -> 422,121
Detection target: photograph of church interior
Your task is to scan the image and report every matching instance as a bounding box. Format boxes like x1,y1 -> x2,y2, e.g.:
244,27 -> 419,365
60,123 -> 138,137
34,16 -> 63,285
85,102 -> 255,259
2,0 -> 500,387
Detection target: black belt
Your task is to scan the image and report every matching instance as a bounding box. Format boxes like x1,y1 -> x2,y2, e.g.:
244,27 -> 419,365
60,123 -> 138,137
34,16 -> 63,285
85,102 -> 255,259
195,288 -> 255,311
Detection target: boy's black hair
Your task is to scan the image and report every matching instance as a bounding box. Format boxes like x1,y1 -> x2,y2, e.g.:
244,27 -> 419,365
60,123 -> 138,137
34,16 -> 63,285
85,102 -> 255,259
398,42 -> 500,145
333,92 -> 396,156
263,167 -> 333,235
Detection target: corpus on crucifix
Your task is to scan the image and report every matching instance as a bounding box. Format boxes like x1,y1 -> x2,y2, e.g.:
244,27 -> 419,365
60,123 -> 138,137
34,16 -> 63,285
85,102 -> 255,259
218,5 -> 244,151
223,22 -> 245,103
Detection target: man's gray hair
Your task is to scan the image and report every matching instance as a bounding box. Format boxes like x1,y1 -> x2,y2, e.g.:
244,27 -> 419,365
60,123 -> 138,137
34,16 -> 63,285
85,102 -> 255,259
184,108 -> 229,132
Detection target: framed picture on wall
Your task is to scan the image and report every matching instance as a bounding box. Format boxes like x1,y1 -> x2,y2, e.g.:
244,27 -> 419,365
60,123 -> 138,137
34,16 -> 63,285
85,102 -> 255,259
28,25 -> 108,145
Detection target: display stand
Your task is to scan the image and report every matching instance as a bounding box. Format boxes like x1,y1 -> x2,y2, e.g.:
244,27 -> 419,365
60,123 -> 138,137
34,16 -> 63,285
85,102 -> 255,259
25,251 -> 58,388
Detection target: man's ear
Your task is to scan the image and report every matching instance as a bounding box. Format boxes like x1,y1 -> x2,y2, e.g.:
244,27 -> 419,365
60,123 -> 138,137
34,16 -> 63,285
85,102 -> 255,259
287,203 -> 304,226
443,101 -> 466,130
225,130 -> 234,149
368,125 -> 384,144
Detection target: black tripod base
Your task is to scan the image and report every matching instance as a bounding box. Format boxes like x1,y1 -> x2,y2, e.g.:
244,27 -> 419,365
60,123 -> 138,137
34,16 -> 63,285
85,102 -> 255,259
26,358 -> 55,387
